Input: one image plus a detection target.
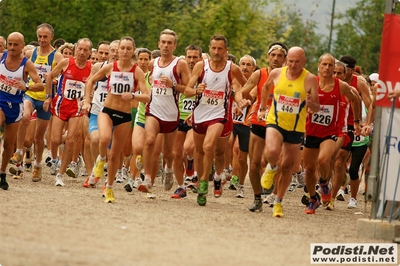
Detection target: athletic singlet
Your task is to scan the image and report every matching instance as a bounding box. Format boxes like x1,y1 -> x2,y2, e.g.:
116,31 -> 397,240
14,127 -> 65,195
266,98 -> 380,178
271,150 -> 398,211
26,48 -> 56,101
146,57 -> 181,122
0,52 -> 27,104
56,57 -> 91,101
250,68 -> 271,127
306,77 -> 341,137
347,75 -> 359,127
107,61 -> 137,95
91,61 -> 109,115
266,66 -> 308,133
136,71 -> 151,124
193,59 -> 232,123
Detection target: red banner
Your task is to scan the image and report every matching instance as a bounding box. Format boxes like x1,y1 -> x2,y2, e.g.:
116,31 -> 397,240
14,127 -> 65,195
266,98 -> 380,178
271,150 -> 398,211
376,14 -> 400,108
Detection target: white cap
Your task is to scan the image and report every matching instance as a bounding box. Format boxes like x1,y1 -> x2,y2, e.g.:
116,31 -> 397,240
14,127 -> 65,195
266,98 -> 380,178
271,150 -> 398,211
369,73 -> 379,83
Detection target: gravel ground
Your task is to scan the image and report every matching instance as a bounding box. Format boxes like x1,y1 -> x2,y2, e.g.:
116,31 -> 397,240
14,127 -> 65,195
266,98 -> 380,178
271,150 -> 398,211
0,161 -> 398,266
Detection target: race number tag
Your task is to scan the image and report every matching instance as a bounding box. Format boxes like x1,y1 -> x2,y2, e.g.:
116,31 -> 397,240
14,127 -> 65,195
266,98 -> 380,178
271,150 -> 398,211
182,98 -> 195,112
353,134 -> 366,143
232,102 -> 247,123
0,74 -> 19,95
276,95 -> 300,114
152,79 -> 173,96
64,79 -> 85,99
34,64 -> 52,84
311,105 -> 333,126
109,71 -> 133,95
201,89 -> 224,106
94,81 -> 108,103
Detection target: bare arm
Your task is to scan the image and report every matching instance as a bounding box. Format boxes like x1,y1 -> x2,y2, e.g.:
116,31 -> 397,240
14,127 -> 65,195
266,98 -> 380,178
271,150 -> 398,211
83,63 -> 113,106
235,70 -> 260,108
160,59 -> 190,94
184,61 -> 204,97
305,73 -> 320,113
340,81 -> 361,124
231,64 -> 247,87
130,66 -> 150,103
43,58 -> 69,112
357,77 -> 371,117
24,61 -> 43,92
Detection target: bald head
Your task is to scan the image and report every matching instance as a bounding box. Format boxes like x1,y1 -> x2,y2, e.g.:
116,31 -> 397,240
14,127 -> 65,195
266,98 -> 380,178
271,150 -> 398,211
286,46 -> 306,74
7,32 -> 25,55
287,46 -> 305,58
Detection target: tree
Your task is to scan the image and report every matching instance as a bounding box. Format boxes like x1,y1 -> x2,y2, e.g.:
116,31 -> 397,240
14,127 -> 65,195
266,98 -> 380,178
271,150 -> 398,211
332,0 -> 400,74
0,0 -> 323,69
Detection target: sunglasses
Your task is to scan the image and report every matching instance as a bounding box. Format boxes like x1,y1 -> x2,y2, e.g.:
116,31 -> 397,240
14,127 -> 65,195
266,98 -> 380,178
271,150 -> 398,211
268,45 -> 287,55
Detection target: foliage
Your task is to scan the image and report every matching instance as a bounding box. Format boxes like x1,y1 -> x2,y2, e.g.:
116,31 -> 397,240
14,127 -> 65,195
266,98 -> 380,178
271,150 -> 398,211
0,0 -> 355,72
332,0 -> 400,74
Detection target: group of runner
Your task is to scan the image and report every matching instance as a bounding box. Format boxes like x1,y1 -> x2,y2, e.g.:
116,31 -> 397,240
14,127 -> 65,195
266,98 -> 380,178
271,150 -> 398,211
0,22 -> 387,217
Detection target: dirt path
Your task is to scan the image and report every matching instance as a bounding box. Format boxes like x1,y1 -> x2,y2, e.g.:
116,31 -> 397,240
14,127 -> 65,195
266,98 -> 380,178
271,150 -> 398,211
0,163 -> 398,266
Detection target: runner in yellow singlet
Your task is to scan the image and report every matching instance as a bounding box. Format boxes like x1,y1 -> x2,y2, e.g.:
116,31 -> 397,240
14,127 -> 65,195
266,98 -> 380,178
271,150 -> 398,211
257,46 -> 320,218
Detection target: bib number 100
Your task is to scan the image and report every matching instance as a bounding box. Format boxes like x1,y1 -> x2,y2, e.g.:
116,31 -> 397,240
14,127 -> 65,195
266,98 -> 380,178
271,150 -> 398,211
112,83 -> 130,94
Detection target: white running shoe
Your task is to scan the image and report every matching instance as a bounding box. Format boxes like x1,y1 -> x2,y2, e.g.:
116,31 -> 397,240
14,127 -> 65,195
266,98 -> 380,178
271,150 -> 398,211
236,185 -> 245,198
347,198 -> 358,209
50,159 -> 58,175
263,193 -> 276,208
55,173 -> 65,187
336,189 -> 345,201
66,161 -> 79,178
287,173 -> 298,192
122,167 -> 129,180
115,170 -> 124,183
163,169 -> 174,191
133,177 -> 143,189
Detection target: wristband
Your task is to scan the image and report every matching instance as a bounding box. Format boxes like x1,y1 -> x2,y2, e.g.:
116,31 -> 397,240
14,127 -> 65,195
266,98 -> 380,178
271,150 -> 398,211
354,119 -> 360,123
259,107 -> 266,111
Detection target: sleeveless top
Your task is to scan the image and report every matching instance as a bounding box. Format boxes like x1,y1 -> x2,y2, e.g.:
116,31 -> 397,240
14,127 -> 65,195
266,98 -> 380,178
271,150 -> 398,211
193,59 -> 232,123
107,61 -> 137,95
26,48 -> 57,101
0,52 -> 28,104
146,57 -> 181,122
306,77 -> 341,137
267,66 -> 309,132
56,57 -> 91,101
91,61 -> 109,115
250,67 -> 270,127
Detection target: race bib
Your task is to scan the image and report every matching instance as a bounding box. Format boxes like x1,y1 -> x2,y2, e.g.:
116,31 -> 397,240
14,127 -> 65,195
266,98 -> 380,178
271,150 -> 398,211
201,89 -> 224,106
276,95 -> 300,114
64,79 -> 85,99
311,105 -> 334,126
0,74 -> 19,95
35,64 -> 52,84
94,81 -> 108,103
152,79 -> 173,96
353,134 -> 366,143
232,102 -> 247,123
109,71 -> 134,95
182,98 -> 195,112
